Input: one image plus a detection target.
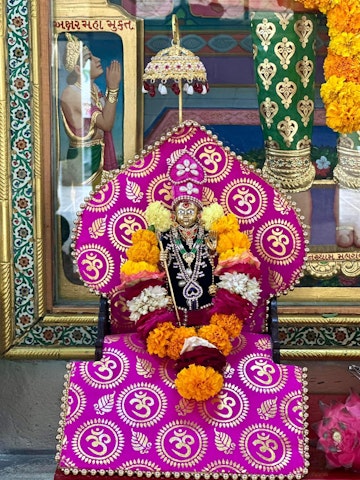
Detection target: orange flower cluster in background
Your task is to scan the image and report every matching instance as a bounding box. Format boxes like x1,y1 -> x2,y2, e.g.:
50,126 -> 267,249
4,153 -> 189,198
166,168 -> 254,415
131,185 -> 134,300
298,0 -> 360,133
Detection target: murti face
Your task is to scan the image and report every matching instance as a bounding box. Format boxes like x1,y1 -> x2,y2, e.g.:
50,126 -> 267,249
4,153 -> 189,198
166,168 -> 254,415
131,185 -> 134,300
175,201 -> 199,228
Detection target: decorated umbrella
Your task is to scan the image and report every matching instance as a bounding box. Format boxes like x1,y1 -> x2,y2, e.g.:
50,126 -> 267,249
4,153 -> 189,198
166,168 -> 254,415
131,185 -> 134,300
142,14 -> 209,123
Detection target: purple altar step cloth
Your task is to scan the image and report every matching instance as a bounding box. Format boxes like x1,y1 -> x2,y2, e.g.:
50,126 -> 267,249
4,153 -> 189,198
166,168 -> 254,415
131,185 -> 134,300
57,331 -> 308,478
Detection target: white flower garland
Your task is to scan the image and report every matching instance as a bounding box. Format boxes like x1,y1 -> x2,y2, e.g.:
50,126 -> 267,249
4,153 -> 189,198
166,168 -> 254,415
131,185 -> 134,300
126,285 -> 169,322
217,272 -> 261,305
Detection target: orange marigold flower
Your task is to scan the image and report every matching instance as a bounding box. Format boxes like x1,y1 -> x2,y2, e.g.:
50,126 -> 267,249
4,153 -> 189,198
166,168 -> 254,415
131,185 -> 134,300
211,214 -> 239,235
127,242 -> 160,265
120,260 -> 159,275
132,229 -> 158,246
167,326 -> 197,360
210,313 -> 243,339
174,364 -> 223,401
324,51 -> 360,84
146,322 -> 176,358
198,324 -> 232,356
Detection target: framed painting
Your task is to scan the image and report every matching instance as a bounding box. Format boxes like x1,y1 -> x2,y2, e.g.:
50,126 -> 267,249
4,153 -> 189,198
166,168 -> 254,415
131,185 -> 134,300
0,0 -> 143,358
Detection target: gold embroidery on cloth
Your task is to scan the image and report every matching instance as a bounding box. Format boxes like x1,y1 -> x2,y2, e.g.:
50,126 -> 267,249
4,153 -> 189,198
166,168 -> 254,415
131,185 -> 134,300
238,354 -> 288,393
77,244 -> 115,287
198,385 -> 250,427
79,349 -> 130,389
89,216 -> 107,239
136,357 -> 155,378
125,179 -> 145,203
276,78 -> 297,109
297,96 -> 314,127
131,430 -> 152,454
108,208 -> 146,252
116,383 -> 168,427
147,174 -> 173,205
190,138 -> 232,183
274,38 -> 296,70
72,418 -> 124,463
280,391 -> 304,434
94,392 -> 116,416
295,15 -> 314,48
255,18 -> 276,52
296,56 -> 314,88
277,116 -> 298,147
220,178 -> 267,223
67,383 -> 87,424
257,398 -> 278,420
214,429 -> 236,454
260,97 -> 279,128
124,149 -> 161,177
257,59 -> 277,91
274,12 -> 294,30
87,178 -> 121,212
239,424 -> 291,471
155,421 -> 208,467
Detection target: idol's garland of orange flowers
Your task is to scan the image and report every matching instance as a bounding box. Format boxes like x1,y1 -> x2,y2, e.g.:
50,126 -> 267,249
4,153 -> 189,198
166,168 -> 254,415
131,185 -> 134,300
298,0 -> 360,133
119,202 -> 261,402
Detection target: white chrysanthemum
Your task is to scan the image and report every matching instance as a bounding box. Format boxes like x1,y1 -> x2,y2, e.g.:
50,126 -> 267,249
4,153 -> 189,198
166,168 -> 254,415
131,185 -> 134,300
217,272 -> 261,305
127,285 -> 169,322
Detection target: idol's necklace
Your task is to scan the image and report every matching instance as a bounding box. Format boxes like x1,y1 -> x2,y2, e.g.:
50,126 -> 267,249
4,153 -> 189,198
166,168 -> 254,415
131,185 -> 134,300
172,225 -> 203,267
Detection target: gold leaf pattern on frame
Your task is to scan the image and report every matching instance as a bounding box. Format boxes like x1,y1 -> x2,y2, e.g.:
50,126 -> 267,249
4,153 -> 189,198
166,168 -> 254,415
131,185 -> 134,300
89,216 -> 107,239
131,429 -> 152,454
175,397 -> 195,416
258,398 -> 278,420
214,429 -> 236,454
125,179 -> 144,203
94,392 -> 115,415
136,357 -> 155,378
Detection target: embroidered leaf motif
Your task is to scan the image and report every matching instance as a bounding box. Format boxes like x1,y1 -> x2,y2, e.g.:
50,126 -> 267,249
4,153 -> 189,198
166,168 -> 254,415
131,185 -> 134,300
269,269 -> 284,291
94,392 -> 115,415
214,429 -> 235,454
126,180 -> 144,203
89,216 -> 107,239
258,398 -> 278,420
131,429 -> 152,453
273,191 -> 291,214
136,357 -> 155,378
255,337 -> 271,351
175,397 -> 195,416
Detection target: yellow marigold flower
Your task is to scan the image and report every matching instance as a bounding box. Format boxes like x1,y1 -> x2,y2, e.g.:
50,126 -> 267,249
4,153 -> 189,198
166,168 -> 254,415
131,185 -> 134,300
127,243 -> 160,265
324,51 -> 360,84
145,201 -> 172,232
120,260 -> 159,276
201,203 -> 224,231
147,322 -> 176,358
210,313 -> 243,339
216,234 -> 233,254
320,76 -> 346,104
330,32 -> 360,58
211,213 -> 239,235
132,229 -> 158,246
198,324 -> 232,356
166,326 -> 197,360
327,1 -> 360,35
175,365 -> 223,401
218,246 -> 248,262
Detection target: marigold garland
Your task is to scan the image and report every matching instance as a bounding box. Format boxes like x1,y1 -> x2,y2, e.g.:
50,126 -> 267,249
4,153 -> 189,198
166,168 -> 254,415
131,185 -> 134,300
298,0 -> 360,133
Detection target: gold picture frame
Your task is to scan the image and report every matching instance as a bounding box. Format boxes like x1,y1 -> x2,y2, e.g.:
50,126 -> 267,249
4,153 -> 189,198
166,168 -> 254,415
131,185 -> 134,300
0,0 -> 143,359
